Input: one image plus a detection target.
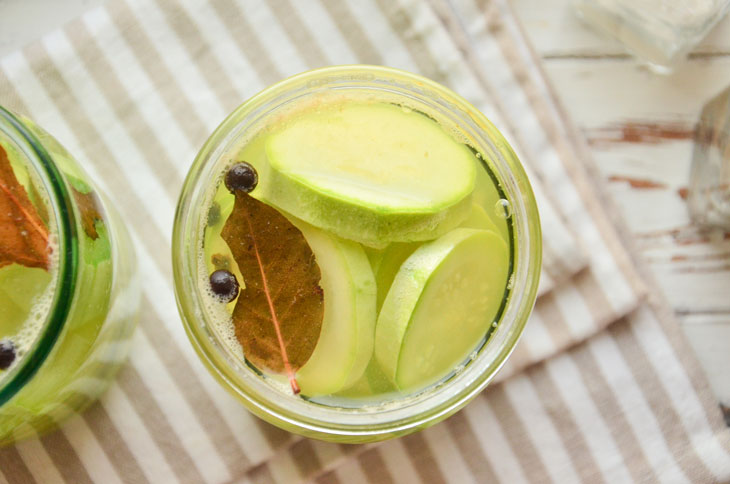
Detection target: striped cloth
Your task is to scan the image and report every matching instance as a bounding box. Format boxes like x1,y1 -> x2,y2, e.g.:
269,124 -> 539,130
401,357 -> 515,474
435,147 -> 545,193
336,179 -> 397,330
0,0 -> 727,482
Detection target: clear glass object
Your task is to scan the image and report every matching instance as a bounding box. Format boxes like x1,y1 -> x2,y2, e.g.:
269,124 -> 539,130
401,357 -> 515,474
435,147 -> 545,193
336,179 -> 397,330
689,85 -> 730,230
573,0 -> 730,73
173,66 -> 542,442
0,107 -> 141,445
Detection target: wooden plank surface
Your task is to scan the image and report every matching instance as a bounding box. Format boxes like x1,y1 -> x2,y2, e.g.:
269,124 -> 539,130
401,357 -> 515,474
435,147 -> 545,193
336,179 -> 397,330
512,0 -> 730,407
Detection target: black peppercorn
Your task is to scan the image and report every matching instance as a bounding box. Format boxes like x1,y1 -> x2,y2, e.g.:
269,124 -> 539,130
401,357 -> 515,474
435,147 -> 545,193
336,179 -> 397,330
0,340 -> 16,370
209,269 -> 240,303
225,162 -> 258,194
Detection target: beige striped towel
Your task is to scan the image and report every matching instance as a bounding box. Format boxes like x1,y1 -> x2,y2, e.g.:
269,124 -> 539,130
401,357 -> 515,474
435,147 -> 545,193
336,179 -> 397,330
0,0 -> 727,482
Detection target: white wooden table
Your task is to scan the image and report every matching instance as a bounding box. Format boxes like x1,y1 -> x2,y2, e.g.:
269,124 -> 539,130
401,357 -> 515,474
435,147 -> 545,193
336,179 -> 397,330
2,0 -> 728,414
512,0 -> 730,413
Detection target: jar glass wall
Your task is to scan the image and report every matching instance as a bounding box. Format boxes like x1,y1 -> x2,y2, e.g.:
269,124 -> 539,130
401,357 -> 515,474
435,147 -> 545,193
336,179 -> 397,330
173,66 -> 541,443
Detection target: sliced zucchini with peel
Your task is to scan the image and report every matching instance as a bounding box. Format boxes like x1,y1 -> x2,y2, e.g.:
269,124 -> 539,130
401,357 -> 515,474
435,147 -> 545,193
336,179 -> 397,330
294,221 -> 377,396
375,228 -> 509,391
262,102 -> 476,247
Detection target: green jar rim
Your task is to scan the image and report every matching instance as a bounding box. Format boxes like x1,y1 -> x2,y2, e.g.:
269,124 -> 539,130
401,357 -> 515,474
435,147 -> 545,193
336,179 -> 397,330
0,107 -> 78,407
173,65 -> 542,442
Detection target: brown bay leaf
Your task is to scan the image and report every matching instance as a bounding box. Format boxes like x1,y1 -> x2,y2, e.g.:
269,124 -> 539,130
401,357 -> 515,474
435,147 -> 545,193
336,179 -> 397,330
0,145 -> 50,270
221,192 -> 324,394
71,187 -> 104,240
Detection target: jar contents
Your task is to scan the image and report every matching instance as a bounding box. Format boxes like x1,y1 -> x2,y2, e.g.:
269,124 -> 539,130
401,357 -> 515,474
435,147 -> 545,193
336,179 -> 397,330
0,142 -> 57,378
199,96 -> 514,405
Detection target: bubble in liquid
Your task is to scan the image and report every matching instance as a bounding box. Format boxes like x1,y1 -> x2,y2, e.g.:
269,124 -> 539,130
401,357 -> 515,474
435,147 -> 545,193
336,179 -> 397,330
400,105 -> 413,114
494,199 -> 512,219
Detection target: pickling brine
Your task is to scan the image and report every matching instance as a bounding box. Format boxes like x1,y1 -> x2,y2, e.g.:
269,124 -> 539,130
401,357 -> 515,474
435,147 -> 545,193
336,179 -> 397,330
200,98 -> 513,403
173,66 -> 541,442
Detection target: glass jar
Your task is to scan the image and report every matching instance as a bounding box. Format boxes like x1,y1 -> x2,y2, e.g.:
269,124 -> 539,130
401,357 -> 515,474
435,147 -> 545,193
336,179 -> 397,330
0,107 -> 140,445
689,84 -> 730,230
574,0 -> 730,73
172,66 -> 541,443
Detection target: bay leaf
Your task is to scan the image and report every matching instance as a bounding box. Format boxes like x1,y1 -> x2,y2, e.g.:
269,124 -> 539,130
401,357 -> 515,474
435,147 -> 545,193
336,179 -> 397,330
0,145 -> 50,270
71,187 -> 104,240
222,191 -> 324,394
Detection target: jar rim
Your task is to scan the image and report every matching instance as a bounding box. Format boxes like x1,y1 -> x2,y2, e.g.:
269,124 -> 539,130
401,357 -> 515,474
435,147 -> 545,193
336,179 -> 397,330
0,107 -> 78,406
172,65 -> 542,442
